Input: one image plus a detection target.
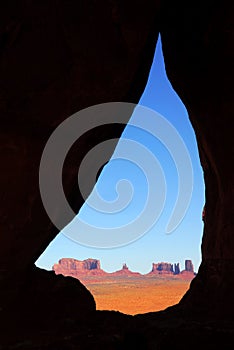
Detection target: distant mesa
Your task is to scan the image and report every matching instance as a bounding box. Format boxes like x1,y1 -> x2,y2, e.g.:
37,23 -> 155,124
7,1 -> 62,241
110,263 -> 142,277
180,259 -> 195,278
185,259 -> 194,273
148,259 -> 194,277
150,262 -> 174,275
53,258 -> 196,280
53,258 -> 107,277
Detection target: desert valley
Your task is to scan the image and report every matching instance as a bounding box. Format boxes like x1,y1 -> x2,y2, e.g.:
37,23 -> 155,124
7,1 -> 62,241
53,258 -> 195,314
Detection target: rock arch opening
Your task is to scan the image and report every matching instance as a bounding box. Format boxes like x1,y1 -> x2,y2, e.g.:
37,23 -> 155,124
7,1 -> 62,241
1,1 -> 233,347
36,36 -> 204,315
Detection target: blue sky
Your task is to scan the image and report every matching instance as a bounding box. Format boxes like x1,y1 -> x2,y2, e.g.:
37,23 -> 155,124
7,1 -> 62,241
36,36 -> 205,274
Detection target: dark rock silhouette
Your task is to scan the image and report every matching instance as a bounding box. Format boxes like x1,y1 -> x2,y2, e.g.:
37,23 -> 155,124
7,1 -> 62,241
0,0 -> 233,348
17,266 -> 95,323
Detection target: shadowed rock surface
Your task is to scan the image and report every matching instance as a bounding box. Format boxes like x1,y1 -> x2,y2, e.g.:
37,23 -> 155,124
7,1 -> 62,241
0,0 -> 233,348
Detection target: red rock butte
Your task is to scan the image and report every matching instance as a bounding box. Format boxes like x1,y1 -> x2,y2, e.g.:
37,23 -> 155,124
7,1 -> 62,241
53,258 -> 195,279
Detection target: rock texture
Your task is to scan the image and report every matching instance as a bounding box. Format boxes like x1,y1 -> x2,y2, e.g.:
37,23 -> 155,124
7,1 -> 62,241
53,258 -> 194,279
159,0 -> 234,319
53,258 -> 107,277
53,259 -> 143,277
0,0 -> 234,348
151,262 -> 174,275
149,260 -> 195,278
111,265 -> 142,277
0,1 -> 161,337
55,258 -> 101,272
185,260 -> 194,273
174,263 -> 180,275
178,259 -> 195,278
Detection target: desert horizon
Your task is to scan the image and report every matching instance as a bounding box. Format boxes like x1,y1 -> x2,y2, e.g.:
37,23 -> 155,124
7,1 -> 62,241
52,257 -> 195,314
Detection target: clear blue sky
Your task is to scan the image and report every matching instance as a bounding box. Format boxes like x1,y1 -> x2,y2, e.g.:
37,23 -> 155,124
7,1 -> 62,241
36,36 -> 205,274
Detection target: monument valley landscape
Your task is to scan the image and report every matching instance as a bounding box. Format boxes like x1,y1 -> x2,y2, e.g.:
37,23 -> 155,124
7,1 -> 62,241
53,258 -> 195,314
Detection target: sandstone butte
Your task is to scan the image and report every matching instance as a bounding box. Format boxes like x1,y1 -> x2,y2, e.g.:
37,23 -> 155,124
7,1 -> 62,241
52,258 -> 196,279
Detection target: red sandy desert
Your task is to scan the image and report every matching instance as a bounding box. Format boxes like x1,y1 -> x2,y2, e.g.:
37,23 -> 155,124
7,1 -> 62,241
53,258 -> 195,315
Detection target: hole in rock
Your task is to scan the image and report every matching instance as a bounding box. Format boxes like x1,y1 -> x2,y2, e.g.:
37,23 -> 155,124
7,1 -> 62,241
36,35 -> 205,315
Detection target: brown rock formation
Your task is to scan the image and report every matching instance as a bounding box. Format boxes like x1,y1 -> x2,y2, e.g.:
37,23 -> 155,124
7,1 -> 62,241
0,0 -> 234,348
122,263 -> 129,270
174,263 -> 180,275
151,262 -> 174,275
55,258 -> 101,272
185,260 -> 194,273
53,259 -> 143,277
53,258 -> 195,279
111,263 -> 142,277
149,260 -> 194,277
178,260 -> 195,279
53,258 -> 107,277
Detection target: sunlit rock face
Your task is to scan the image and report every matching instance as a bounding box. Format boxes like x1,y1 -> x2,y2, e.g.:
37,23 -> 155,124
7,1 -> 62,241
0,0 -> 233,347
151,262 -> 174,275
185,260 -> 194,273
53,258 -> 107,277
174,263 -> 180,275
53,258 -> 193,278
55,258 -> 101,272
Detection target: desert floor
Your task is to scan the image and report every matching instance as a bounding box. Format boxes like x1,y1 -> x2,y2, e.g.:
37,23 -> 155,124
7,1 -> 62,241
80,275 -> 192,315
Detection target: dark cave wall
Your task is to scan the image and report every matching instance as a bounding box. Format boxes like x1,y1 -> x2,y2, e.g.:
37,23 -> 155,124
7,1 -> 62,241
0,0 -> 161,319
0,0 -> 233,326
0,0 -> 160,276
160,0 -> 234,316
